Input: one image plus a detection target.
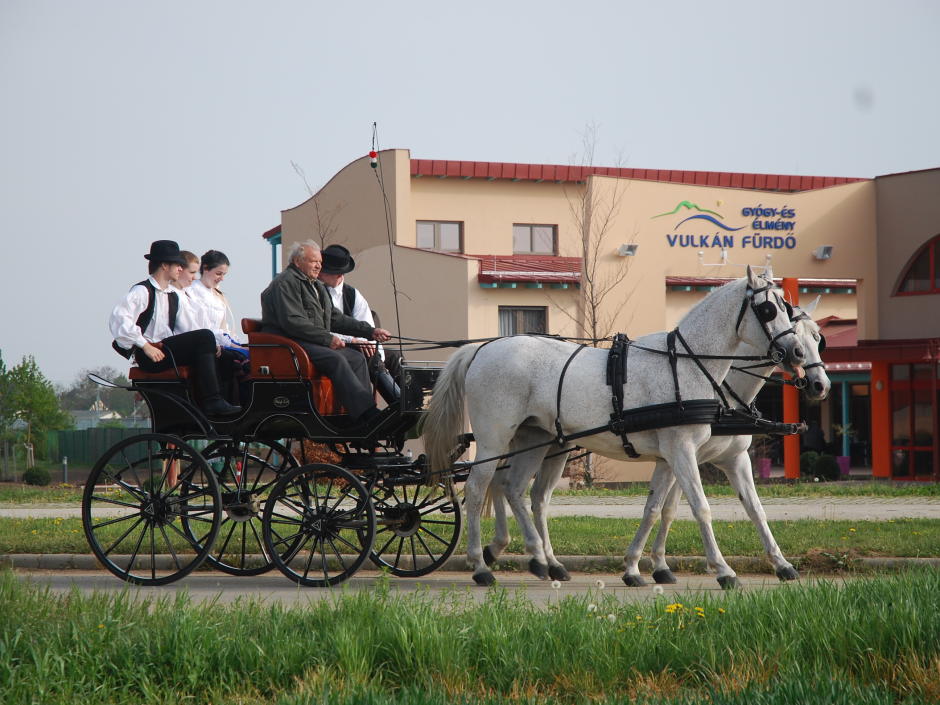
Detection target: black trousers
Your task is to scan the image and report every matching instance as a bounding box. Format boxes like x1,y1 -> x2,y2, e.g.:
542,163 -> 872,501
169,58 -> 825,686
134,329 -> 222,401
297,343 -> 374,419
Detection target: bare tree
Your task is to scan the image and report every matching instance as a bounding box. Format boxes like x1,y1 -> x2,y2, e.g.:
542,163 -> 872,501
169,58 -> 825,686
555,124 -> 640,487
291,161 -> 346,248
555,124 -> 637,343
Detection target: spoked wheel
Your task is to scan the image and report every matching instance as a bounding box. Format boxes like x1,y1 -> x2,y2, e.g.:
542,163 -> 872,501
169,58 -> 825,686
187,439 -> 299,576
262,463 -> 376,587
369,479 -> 462,577
82,433 -> 221,586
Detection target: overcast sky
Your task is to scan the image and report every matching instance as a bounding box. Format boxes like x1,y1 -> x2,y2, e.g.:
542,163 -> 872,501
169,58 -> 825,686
2,0 -> 938,387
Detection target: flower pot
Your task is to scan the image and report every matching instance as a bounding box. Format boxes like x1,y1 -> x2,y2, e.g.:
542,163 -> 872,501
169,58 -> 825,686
757,457 -> 772,479
837,455 -> 851,478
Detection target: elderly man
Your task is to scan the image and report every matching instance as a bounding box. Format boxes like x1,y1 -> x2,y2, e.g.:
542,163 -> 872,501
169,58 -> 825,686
260,240 -> 393,425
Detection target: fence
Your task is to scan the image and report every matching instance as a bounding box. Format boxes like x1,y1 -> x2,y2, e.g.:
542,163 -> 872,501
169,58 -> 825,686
46,428 -> 148,466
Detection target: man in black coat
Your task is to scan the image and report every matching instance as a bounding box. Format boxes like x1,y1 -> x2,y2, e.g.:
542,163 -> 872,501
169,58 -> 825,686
260,240 -> 392,424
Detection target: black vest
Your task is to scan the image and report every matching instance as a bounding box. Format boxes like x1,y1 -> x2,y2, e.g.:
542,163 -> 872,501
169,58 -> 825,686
112,280 -> 179,359
341,283 -> 357,316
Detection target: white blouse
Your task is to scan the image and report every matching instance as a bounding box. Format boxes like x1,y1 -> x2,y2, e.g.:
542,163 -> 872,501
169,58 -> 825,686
188,279 -> 242,346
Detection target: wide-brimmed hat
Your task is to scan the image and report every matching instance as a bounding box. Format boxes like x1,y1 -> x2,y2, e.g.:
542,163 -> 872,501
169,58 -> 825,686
321,244 -> 356,274
144,240 -> 187,266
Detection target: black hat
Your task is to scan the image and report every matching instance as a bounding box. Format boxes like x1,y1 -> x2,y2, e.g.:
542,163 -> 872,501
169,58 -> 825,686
144,240 -> 187,266
321,245 -> 356,274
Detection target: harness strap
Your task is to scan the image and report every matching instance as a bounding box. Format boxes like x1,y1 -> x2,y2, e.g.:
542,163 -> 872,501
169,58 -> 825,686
673,328 -> 731,409
666,330 -> 682,407
606,333 -> 640,458
555,344 -> 587,444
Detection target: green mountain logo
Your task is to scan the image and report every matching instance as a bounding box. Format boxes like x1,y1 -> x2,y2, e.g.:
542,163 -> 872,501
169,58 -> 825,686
653,200 -> 723,220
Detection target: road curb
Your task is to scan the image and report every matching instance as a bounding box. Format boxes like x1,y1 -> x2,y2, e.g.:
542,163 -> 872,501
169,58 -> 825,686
4,553 -> 940,574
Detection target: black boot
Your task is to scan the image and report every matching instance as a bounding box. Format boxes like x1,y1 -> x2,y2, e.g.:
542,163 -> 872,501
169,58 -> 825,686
193,351 -> 241,416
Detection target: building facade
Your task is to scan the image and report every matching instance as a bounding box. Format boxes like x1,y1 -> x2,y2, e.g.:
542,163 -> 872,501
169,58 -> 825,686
264,150 -> 938,482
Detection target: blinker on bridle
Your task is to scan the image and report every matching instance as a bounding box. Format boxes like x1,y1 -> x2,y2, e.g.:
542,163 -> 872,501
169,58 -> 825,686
734,283 -> 797,363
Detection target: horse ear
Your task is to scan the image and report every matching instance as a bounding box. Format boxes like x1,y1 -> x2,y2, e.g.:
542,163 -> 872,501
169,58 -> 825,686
746,265 -> 760,289
802,295 -> 821,316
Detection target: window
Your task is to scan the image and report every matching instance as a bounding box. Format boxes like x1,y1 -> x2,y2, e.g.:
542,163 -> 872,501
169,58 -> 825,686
895,235 -> 940,295
416,221 -> 462,252
498,306 -> 547,336
890,363 -> 936,479
513,224 -> 556,254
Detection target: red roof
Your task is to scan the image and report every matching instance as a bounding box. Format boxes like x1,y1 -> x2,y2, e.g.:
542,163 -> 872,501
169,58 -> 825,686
262,224 -> 281,240
411,159 -> 867,192
476,254 -> 581,284
666,276 -> 858,289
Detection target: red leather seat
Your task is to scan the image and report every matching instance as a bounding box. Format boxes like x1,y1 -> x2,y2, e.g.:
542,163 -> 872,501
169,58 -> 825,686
128,366 -> 191,381
241,318 -> 338,413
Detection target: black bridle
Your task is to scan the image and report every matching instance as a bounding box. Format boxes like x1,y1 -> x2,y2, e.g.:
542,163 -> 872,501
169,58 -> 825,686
734,282 -> 798,363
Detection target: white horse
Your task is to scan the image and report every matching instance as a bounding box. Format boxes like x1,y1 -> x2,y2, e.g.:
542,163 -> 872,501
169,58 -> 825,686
424,268 -> 806,587
481,298 -> 830,588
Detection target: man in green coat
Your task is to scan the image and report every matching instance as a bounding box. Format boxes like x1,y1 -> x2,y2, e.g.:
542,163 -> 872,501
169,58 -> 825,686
260,240 -> 393,424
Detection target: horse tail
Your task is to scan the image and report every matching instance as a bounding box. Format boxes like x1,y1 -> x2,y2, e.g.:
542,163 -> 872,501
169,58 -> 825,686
423,344 -> 480,472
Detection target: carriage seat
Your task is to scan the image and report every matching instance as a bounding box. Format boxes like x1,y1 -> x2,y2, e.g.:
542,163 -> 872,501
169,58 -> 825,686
128,366 -> 192,381
241,318 -> 338,413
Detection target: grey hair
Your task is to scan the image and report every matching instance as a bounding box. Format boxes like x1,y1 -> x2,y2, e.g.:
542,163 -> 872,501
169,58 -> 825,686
288,239 -> 321,263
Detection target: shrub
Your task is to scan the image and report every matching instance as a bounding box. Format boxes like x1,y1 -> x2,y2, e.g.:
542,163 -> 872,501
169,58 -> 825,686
22,466 -> 51,486
812,453 -> 841,481
799,451 -> 819,477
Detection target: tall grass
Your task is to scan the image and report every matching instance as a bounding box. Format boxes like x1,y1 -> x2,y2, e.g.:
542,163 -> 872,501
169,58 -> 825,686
2,568 -> 939,704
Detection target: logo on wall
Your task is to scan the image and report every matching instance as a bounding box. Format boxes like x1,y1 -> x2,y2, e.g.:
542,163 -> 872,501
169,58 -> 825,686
654,200 -> 798,251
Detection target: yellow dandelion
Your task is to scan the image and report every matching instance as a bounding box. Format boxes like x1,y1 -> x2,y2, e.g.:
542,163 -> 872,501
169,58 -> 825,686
849,528 -> 856,533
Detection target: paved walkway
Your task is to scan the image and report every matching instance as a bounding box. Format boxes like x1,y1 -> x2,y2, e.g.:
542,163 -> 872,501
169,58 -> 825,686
4,496 -> 940,521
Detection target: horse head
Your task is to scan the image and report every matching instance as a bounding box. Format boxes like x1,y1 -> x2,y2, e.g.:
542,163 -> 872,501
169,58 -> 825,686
737,266 -> 806,368
785,296 -> 830,401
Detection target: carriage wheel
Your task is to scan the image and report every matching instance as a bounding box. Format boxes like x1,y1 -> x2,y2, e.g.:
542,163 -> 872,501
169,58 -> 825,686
184,439 -> 298,576
82,433 -> 221,586
262,463 -> 375,587
369,480 -> 462,577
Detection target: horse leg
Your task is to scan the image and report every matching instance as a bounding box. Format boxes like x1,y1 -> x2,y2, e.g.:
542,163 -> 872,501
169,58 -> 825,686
649,478 -> 682,584
663,440 -> 739,589
499,438 -> 553,580
719,451 -> 799,581
463,450 -> 504,586
482,480 -> 511,567
622,461 -> 674,587
529,446 -> 572,581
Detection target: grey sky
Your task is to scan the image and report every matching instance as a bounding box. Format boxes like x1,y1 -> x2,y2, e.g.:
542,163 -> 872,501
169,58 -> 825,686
1,0 -> 938,386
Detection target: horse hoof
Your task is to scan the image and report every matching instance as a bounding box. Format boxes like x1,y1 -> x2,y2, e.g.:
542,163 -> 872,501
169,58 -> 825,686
652,569 -> 677,584
621,573 -> 646,588
548,565 -> 571,582
483,546 -> 497,567
528,558 -> 549,580
473,571 -> 496,587
776,566 -> 800,582
717,575 -> 740,590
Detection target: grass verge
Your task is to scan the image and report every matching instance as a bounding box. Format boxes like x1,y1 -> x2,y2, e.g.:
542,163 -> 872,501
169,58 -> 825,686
2,516 -> 939,561
2,568 -> 939,704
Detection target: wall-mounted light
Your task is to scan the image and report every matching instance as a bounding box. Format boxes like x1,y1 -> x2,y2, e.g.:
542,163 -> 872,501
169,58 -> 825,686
813,245 -> 834,260
617,244 -> 639,256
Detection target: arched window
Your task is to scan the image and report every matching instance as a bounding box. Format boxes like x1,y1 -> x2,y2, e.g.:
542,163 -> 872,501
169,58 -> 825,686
895,235 -> 940,296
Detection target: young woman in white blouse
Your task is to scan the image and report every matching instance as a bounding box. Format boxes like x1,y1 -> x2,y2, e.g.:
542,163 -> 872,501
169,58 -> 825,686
188,250 -> 248,400
188,250 -> 246,351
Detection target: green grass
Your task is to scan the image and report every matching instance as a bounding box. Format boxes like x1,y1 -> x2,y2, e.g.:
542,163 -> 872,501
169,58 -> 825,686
2,568 -> 939,704
556,480 -> 940,498
0,483 -> 85,504
3,515 -> 940,560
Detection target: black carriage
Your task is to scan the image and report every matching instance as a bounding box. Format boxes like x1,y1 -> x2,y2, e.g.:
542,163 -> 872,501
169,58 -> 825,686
81,319 -> 462,587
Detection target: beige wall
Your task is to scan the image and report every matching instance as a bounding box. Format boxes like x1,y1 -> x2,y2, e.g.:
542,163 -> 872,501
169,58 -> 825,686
273,149 -> 916,484
874,169 -> 940,340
